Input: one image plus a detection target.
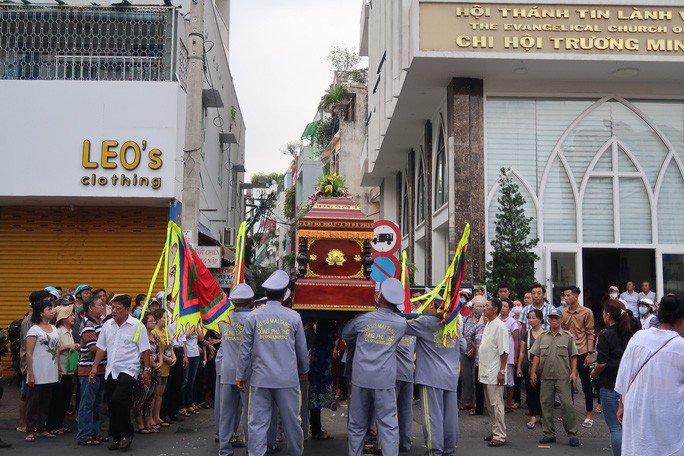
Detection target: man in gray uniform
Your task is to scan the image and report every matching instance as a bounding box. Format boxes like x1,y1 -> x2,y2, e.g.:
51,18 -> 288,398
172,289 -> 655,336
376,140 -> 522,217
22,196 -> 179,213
342,278 -> 408,456
395,333 -> 415,452
405,294 -> 460,456
216,283 -> 253,456
237,270 -> 309,456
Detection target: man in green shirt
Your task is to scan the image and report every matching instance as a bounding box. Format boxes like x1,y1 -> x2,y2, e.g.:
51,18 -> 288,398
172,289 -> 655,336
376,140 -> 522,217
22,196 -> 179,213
530,308 -> 579,447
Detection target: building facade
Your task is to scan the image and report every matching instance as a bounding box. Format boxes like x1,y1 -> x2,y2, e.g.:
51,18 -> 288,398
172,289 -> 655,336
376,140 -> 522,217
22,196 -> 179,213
360,0 -> 684,307
0,0 -> 246,323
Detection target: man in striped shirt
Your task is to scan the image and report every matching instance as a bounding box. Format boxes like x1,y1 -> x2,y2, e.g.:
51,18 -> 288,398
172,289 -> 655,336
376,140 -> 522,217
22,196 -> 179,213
519,284 -> 556,331
77,295 -> 107,446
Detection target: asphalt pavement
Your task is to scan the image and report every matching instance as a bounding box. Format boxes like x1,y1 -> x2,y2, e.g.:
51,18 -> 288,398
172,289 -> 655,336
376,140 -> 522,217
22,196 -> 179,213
0,378 -> 614,455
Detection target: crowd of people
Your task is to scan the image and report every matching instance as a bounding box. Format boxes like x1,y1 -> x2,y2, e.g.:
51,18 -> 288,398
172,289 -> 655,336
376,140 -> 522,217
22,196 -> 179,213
11,276 -> 684,456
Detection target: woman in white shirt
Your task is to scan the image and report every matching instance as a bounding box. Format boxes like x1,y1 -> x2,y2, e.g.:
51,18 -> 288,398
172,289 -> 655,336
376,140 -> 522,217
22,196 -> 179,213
637,298 -> 658,330
25,300 -> 60,442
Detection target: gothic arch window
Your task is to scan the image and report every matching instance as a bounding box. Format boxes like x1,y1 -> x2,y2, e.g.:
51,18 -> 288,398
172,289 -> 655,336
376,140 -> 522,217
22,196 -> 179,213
434,124 -> 447,209
416,157 -> 425,224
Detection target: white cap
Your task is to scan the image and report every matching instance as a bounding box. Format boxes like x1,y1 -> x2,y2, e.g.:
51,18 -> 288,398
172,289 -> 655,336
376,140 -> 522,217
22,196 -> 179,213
638,297 -> 655,308
284,289 -> 292,301
155,291 -> 165,301
230,283 -> 254,301
511,306 -> 523,318
262,270 -> 290,291
380,278 -> 405,306
425,287 -> 443,303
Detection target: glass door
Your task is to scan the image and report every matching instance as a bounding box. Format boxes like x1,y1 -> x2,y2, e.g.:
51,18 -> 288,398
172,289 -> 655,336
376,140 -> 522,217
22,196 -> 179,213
545,249 -> 580,309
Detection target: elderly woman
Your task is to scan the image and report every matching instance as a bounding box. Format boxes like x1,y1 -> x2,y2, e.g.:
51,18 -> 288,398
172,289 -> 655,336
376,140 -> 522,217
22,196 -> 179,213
25,300 -> 59,442
47,305 -> 79,435
460,295 -> 485,413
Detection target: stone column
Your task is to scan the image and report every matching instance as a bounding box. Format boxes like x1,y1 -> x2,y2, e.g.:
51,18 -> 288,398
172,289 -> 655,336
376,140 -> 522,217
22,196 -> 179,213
447,78 -> 485,286
424,121 -> 433,285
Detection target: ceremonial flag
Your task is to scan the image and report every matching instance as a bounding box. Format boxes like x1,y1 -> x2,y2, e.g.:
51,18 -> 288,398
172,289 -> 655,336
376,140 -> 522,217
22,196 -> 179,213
400,250 -> 411,313
190,248 -> 232,332
231,221 -> 247,288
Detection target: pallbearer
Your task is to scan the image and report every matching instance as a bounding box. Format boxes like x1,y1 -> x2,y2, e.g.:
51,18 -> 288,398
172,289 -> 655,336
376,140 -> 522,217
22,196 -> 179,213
216,283 -> 253,456
236,271 -> 309,456
342,278 -> 408,456
405,293 -> 460,456
395,332 -> 416,452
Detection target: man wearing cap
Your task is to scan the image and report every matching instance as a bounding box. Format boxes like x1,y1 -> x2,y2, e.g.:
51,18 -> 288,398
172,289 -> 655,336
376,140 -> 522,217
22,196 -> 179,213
342,277 -> 408,456
217,283 -> 254,456
237,270 -> 309,456
530,307 -> 579,447
77,294 -> 107,446
405,292 -> 460,456
561,286 -> 595,429
73,284 -> 92,343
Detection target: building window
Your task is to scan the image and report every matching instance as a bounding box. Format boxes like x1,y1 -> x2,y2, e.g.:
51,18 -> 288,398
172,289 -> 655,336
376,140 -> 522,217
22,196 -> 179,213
402,179 -> 409,236
416,159 -> 425,224
434,125 -> 447,209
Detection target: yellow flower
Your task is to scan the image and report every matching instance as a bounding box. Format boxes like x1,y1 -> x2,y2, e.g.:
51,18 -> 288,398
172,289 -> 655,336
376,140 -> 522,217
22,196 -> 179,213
324,184 -> 333,193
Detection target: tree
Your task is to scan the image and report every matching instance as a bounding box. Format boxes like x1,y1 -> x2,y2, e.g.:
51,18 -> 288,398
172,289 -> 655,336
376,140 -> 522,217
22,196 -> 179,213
485,168 -> 539,299
327,46 -> 361,72
319,84 -> 347,114
281,140 -> 301,158
251,172 -> 284,188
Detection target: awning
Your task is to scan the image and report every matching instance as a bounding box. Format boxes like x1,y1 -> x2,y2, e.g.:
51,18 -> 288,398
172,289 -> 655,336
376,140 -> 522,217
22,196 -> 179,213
301,121 -> 318,140
198,222 -> 222,247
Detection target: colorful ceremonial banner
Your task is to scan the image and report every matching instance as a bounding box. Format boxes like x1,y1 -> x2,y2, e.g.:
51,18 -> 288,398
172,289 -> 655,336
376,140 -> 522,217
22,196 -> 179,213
400,250 -> 411,313
231,221 -> 247,288
412,223 -> 471,346
136,221 -> 234,340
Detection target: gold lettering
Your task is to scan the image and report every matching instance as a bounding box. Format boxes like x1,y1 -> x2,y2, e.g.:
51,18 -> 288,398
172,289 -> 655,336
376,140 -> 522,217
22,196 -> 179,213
81,140 -> 97,169
120,141 -> 141,171
101,140 -> 118,169
148,149 -> 163,169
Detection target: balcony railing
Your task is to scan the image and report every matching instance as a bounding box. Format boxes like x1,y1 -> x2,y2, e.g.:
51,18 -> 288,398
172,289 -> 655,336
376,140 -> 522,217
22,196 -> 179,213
0,5 -> 178,82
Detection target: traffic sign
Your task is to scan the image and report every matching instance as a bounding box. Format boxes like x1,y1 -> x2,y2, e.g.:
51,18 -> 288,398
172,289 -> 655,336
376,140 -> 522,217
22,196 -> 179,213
371,220 -> 400,255
370,255 -> 401,284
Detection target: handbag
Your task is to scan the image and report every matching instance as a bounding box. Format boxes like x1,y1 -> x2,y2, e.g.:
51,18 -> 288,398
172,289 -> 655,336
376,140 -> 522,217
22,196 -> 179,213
66,349 -> 80,373
625,335 -> 677,393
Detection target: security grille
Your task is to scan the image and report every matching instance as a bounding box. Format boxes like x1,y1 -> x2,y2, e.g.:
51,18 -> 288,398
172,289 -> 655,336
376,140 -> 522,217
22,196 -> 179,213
0,5 -> 177,82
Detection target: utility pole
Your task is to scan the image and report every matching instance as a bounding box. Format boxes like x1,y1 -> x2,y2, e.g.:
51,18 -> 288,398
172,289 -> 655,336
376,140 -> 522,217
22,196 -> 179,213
180,0 -> 205,246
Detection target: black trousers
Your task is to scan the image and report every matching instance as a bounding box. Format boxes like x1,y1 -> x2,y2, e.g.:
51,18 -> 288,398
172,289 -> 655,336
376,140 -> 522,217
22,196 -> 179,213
523,370 -> 542,418
26,383 -> 55,434
572,353 -> 594,412
475,366 -> 485,415
310,409 -> 322,435
47,374 -> 73,431
161,347 -> 185,416
105,373 -> 136,441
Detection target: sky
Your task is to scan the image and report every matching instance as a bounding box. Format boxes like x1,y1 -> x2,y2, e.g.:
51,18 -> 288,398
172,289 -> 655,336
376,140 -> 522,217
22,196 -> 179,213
230,0 -> 366,179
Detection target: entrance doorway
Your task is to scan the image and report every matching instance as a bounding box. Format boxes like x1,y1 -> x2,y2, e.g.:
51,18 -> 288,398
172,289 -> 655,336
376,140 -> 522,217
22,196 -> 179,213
582,248 -> 655,321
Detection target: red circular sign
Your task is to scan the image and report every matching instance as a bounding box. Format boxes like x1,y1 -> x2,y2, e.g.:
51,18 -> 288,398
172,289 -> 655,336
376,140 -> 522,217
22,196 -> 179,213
372,220 -> 401,255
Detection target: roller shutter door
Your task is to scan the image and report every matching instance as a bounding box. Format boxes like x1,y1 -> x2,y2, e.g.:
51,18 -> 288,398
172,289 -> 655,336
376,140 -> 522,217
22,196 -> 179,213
0,206 -> 167,332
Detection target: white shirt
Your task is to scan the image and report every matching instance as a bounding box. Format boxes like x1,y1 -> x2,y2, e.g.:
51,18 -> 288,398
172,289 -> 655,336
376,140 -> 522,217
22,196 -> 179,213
619,291 -> 639,315
167,310 -> 187,348
478,317 -> 509,385
640,313 -> 656,330
615,328 -> 684,456
96,315 -> 150,379
26,325 -> 59,384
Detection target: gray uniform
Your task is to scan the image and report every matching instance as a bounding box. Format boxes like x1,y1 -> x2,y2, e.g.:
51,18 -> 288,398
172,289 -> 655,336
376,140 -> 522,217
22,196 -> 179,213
237,301 -> 309,456
395,335 -> 415,452
216,309 -> 251,456
342,307 -> 407,456
406,315 -> 460,456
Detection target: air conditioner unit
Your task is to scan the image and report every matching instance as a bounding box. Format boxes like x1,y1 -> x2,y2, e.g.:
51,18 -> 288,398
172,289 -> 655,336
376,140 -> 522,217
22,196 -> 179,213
223,227 -> 235,247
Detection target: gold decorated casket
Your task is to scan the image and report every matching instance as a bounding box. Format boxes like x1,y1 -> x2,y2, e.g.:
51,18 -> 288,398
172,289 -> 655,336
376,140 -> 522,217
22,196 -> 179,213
294,197 -> 376,312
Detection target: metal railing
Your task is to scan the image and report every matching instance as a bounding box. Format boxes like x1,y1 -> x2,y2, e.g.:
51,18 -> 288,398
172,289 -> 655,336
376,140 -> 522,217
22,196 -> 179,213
0,5 -> 178,82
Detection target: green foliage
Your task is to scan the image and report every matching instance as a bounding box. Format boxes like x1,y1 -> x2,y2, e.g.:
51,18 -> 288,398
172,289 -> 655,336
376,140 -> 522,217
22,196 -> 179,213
485,168 -> 539,299
319,84 -> 347,113
349,68 -> 368,84
315,116 -> 337,150
252,265 -> 278,292
314,173 -> 347,197
323,160 -> 331,175
327,46 -> 361,72
281,140 -> 301,157
251,172 -> 284,188
284,186 -> 296,220
281,252 -> 295,272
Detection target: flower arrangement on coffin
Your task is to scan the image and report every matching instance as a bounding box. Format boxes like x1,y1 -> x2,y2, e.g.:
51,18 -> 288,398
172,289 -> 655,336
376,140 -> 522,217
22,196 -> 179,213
308,173 -> 349,201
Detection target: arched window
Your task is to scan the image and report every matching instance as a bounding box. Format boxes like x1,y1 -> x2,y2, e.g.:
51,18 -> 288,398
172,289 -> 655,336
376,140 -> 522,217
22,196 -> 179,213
416,159 -> 425,224
434,125 -> 447,209
402,178 -> 409,236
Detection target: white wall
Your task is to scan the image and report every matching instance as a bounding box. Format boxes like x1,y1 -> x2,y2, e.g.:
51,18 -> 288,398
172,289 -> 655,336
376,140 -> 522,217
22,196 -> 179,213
0,80 -> 181,200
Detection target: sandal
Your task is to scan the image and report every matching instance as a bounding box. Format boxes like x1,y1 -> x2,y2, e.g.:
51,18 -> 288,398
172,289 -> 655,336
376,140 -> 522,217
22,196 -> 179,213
25,434 -> 36,443
51,428 -> 65,435
582,418 -> 594,428
38,432 -> 57,439
526,421 -> 536,430
94,435 -> 109,443
137,428 -> 154,434
154,421 -> 171,428
489,439 -> 506,447
311,431 -> 334,440
177,410 -> 190,417
468,409 -> 478,416
77,439 -> 101,446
